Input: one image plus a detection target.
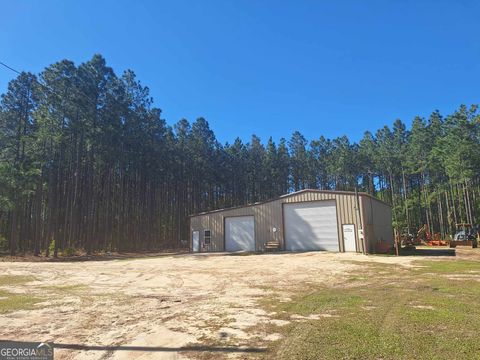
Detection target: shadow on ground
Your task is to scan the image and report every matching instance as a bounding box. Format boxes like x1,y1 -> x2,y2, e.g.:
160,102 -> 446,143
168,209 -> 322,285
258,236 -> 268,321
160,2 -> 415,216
53,342 -> 266,354
399,248 -> 456,257
0,250 -> 190,263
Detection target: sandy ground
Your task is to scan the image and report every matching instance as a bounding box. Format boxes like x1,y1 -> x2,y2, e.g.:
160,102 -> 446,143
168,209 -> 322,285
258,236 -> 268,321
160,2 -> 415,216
0,252 -> 427,359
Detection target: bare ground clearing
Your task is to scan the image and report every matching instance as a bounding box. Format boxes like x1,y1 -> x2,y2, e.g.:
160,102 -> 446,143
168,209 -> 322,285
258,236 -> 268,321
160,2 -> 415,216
0,251 -> 456,359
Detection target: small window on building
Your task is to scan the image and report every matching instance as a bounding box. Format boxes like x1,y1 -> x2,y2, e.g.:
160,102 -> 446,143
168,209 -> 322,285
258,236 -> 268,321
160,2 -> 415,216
204,230 -> 211,244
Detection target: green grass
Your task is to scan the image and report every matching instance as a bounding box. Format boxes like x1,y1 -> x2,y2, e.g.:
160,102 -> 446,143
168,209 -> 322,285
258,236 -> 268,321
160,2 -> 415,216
0,275 -> 41,313
0,289 -> 41,313
263,260 -> 480,360
273,291 -> 363,316
40,284 -> 89,293
0,276 -> 96,314
0,275 -> 36,286
414,259 -> 480,273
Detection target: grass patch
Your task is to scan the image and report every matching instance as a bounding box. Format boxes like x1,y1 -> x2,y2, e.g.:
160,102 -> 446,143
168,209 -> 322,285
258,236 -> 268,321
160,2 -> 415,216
0,275 -> 36,287
0,276 -> 91,313
0,275 -> 41,313
263,260 -> 480,360
273,290 -> 362,316
0,289 -> 41,313
40,284 -> 89,293
414,259 -> 480,273
345,275 -> 368,282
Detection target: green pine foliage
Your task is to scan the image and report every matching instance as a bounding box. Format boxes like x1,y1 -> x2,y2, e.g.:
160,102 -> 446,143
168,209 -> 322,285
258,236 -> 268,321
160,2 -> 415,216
0,55 -> 479,255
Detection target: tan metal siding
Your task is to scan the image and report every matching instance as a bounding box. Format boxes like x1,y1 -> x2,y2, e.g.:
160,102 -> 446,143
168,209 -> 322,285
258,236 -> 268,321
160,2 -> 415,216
190,190 -> 390,253
360,195 -> 393,252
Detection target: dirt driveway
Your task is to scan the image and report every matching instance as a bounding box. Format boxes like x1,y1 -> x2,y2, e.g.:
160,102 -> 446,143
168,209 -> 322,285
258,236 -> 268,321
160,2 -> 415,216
0,252 -> 421,359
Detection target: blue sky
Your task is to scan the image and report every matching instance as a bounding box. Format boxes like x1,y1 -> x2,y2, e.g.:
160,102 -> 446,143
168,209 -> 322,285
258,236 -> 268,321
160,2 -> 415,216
1,0 -> 479,144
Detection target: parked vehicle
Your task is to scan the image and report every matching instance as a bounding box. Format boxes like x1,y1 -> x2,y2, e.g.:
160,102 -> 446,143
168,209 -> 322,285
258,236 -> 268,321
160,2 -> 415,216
450,223 -> 478,248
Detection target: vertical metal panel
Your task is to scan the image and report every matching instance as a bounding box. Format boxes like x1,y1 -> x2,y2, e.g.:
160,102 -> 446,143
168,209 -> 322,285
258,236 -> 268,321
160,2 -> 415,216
190,190 -> 390,253
367,197 -> 393,251
359,194 -> 393,253
336,196 -> 344,252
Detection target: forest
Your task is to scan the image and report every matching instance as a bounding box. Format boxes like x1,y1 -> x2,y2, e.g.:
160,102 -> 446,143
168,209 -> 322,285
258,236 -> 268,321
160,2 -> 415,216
0,55 -> 479,255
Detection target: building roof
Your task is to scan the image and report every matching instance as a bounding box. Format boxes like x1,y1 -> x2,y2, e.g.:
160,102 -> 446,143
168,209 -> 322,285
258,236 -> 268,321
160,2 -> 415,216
189,189 -> 391,217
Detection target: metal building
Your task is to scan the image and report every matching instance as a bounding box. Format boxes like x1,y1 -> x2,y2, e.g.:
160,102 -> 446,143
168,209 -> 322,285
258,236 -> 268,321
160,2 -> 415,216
189,189 -> 393,253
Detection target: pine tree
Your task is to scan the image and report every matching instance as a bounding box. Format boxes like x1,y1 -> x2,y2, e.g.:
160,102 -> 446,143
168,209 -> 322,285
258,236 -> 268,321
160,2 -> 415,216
1,54 -> 479,254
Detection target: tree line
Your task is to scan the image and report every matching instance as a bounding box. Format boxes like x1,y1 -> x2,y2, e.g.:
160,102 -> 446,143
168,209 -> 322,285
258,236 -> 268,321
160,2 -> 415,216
0,55 -> 479,255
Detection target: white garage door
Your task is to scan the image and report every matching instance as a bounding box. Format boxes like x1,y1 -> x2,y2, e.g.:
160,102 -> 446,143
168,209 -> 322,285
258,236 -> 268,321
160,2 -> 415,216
284,200 -> 339,251
225,216 -> 255,252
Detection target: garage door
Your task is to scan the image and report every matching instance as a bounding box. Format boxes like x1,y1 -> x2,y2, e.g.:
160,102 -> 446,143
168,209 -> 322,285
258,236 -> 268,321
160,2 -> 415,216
225,216 -> 255,252
284,200 -> 339,251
